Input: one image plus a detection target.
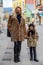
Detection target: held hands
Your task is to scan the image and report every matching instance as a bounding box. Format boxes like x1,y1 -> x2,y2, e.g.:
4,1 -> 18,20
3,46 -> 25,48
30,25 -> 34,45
24,35 -> 29,39
24,35 -> 28,39
24,32 -> 32,39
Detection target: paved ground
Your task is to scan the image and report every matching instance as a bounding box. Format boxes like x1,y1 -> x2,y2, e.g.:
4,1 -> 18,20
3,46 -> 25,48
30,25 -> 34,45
0,25 -> 43,65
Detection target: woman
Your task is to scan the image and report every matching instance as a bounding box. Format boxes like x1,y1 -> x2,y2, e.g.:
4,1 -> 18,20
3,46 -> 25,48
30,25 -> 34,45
7,6 -> 26,63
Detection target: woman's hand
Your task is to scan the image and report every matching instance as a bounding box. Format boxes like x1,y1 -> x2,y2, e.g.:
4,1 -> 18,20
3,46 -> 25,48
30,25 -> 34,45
25,35 -> 29,39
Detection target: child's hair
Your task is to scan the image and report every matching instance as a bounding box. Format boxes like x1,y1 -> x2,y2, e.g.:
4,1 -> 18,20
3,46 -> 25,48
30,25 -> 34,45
28,24 -> 36,36
29,24 -> 35,31
28,25 -> 36,36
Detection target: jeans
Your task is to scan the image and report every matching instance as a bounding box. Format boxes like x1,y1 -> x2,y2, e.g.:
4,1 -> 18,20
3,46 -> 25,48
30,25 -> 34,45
14,41 -> 21,58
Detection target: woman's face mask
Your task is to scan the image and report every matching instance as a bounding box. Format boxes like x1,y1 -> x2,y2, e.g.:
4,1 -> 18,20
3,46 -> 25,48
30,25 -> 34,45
16,12 -> 21,15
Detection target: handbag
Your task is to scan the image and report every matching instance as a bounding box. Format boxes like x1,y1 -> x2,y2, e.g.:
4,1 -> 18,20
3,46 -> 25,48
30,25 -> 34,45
7,28 -> 11,37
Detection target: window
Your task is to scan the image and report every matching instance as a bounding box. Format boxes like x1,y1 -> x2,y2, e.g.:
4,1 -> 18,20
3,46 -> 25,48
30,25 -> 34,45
0,0 -> 3,7
32,14 -> 34,18
36,0 -> 41,6
38,6 -> 43,11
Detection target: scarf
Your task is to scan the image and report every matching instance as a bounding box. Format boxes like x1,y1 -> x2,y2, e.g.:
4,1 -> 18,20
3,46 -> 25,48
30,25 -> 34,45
28,30 -> 35,36
17,14 -> 21,24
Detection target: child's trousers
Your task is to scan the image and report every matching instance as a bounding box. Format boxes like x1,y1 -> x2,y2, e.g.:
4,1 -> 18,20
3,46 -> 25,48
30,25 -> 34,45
29,47 -> 37,60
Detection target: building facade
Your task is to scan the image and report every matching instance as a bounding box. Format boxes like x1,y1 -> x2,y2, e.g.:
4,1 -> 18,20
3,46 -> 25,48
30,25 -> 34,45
34,0 -> 43,25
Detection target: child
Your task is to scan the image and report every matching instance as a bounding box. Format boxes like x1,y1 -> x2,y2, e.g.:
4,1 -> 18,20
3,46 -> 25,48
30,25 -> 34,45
27,24 -> 39,62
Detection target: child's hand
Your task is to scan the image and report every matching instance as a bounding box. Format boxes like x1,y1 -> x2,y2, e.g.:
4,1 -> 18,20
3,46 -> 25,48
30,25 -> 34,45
24,35 -> 29,39
24,35 -> 27,39
26,36 -> 30,39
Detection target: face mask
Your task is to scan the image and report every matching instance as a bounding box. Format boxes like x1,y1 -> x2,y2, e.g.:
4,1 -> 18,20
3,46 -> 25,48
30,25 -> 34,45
16,12 -> 21,15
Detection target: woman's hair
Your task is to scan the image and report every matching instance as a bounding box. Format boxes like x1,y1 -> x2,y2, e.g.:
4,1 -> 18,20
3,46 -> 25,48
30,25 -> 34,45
15,6 -> 22,13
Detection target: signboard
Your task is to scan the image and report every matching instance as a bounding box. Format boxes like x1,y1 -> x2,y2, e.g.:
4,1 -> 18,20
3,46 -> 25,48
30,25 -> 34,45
40,13 -> 43,16
3,8 -> 12,15
26,0 -> 34,4
3,0 -> 12,8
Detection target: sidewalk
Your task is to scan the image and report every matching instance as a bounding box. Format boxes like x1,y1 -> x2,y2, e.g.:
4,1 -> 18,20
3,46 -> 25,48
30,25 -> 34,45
0,25 -> 43,65
0,32 -> 11,61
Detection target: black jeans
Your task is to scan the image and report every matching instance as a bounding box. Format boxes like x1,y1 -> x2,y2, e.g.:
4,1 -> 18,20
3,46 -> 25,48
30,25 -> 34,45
14,41 -> 21,58
30,47 -> 37,60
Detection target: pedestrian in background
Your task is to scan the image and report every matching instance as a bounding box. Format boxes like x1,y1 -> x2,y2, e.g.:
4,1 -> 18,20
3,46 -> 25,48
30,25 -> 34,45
27,24 -> 39,62
7,6 -> 26,63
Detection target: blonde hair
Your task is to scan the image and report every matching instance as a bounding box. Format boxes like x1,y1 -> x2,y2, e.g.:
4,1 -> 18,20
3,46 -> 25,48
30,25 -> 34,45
15,6 -> 22,13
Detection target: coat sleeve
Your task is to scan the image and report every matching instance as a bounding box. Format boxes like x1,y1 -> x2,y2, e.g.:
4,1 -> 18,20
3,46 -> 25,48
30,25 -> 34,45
36,32 -> 39,41
33,31 -> 39,41
7,15 -> 12,32
23,19 -> 27,36
27,29 -> 30,39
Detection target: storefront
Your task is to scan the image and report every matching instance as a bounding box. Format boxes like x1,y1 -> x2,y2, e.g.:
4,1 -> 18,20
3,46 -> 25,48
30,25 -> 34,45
12,0 -> 22,11
34,0 -> 43,25
38,5 -> 43,24
40,13 -> 43,24
3,0 -> 12,19
25,7 -> 32,24
0,0 -> 3,32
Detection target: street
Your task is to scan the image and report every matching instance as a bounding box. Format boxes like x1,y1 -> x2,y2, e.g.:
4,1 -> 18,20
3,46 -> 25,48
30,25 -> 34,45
0,25 -> 43,65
